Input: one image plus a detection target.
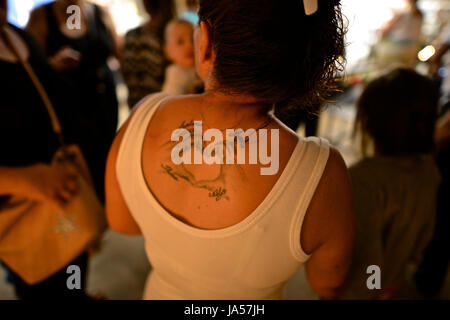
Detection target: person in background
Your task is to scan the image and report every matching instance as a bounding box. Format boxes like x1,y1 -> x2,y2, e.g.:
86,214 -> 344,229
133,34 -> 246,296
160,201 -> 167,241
162,19 -> 201,95
430,22 -> 450,104
106,0 -> 355,300
121,0 -> 175,108
25,0 -> 120,202
0,0 -> 90,299
413,23 -> 450,299
430,23 -> 450,74
340,68 -> 440,299
375,0 -> 423,69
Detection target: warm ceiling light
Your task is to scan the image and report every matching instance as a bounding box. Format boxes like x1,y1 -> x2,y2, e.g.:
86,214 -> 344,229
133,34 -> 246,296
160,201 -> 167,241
418,45 -> 436,62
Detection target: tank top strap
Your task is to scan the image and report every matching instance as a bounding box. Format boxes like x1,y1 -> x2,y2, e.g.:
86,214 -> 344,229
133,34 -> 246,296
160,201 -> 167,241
289,137 -> 330,261
116,93 -> 171,207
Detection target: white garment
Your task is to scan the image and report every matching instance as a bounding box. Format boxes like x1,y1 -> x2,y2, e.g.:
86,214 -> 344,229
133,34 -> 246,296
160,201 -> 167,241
162,64 -> 199,95
116,93 -> 331,300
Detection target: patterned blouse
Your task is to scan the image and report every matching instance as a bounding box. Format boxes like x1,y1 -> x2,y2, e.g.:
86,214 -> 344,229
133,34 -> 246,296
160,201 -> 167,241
121,25 -> 168,108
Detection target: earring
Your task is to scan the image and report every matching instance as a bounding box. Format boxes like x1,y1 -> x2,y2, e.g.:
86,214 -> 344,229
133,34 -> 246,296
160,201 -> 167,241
303,0 -> 318,15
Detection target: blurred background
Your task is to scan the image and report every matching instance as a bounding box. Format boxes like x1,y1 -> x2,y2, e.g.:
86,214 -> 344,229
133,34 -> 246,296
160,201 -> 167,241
7,0 -> 450,162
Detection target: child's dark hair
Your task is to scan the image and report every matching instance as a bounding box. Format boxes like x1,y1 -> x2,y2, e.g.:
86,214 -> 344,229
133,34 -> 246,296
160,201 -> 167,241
198,0 -> 346,114
355,68 -> 438,156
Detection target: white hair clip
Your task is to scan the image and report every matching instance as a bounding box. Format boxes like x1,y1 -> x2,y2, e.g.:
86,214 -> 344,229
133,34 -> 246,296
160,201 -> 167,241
303,0 -> 318,15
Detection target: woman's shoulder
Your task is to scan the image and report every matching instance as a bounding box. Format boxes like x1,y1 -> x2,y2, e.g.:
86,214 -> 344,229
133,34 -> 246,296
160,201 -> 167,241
320,146 -> 350,188
300,145 -> 355,254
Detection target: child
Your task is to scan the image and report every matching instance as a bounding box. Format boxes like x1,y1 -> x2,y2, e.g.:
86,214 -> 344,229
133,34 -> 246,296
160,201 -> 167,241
162,19 -> 201,95
340,68 -> 441,299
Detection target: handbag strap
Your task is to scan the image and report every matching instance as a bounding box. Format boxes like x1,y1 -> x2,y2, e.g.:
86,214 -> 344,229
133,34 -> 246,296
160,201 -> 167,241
0,28 -> 65,148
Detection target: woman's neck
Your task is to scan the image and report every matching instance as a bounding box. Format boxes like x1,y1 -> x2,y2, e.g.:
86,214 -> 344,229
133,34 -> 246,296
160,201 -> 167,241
197,90 -> 273,131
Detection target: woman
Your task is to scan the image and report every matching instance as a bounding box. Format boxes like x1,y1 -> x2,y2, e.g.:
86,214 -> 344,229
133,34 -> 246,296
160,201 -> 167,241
376,0 -> 423,69
0,0 -> 90,299
121,0 -> 175,108
25,0 -> 120,202
106,0 -> 355,300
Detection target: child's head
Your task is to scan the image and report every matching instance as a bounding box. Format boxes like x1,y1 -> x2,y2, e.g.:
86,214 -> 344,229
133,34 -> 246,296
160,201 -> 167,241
164,19 -> 195,68
355,68 -> 438,157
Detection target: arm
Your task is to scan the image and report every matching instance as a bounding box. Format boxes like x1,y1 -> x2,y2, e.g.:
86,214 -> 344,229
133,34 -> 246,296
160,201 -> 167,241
105,109 -> 142,235
301,148 -> 356,299
431,43 -> 450,75
435,110 -> 450,151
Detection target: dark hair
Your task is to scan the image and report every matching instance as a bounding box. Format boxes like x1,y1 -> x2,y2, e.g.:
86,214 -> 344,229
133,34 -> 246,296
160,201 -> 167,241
198,0 -> 346,113
355,68 -> 438,156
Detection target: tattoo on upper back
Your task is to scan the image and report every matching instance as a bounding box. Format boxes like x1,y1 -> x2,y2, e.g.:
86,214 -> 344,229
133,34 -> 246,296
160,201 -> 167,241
160,118 -> 272,202
160,163 -> 229,201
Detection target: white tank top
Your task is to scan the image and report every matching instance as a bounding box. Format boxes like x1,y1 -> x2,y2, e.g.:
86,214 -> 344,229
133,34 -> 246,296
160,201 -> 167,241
116,93 -> 331,299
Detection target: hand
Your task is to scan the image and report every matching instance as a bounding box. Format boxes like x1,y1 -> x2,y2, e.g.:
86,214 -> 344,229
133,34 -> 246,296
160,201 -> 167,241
14,163 -> 80,209
49,46 -> 81,72
429,56 -> 441,76
435,110 -> 450,151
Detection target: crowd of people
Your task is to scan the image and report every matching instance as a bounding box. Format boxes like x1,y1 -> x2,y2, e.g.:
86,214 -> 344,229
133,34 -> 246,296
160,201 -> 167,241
0,0 -> 449,300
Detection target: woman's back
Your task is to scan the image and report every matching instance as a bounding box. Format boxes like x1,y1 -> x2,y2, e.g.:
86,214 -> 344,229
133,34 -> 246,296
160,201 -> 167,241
106,0 -> 355,300
115,93 -> 333,299
142,93 -> 299,230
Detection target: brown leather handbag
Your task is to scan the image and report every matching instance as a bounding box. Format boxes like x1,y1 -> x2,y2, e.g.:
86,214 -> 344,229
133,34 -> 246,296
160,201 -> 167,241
0,30 -> 107,285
